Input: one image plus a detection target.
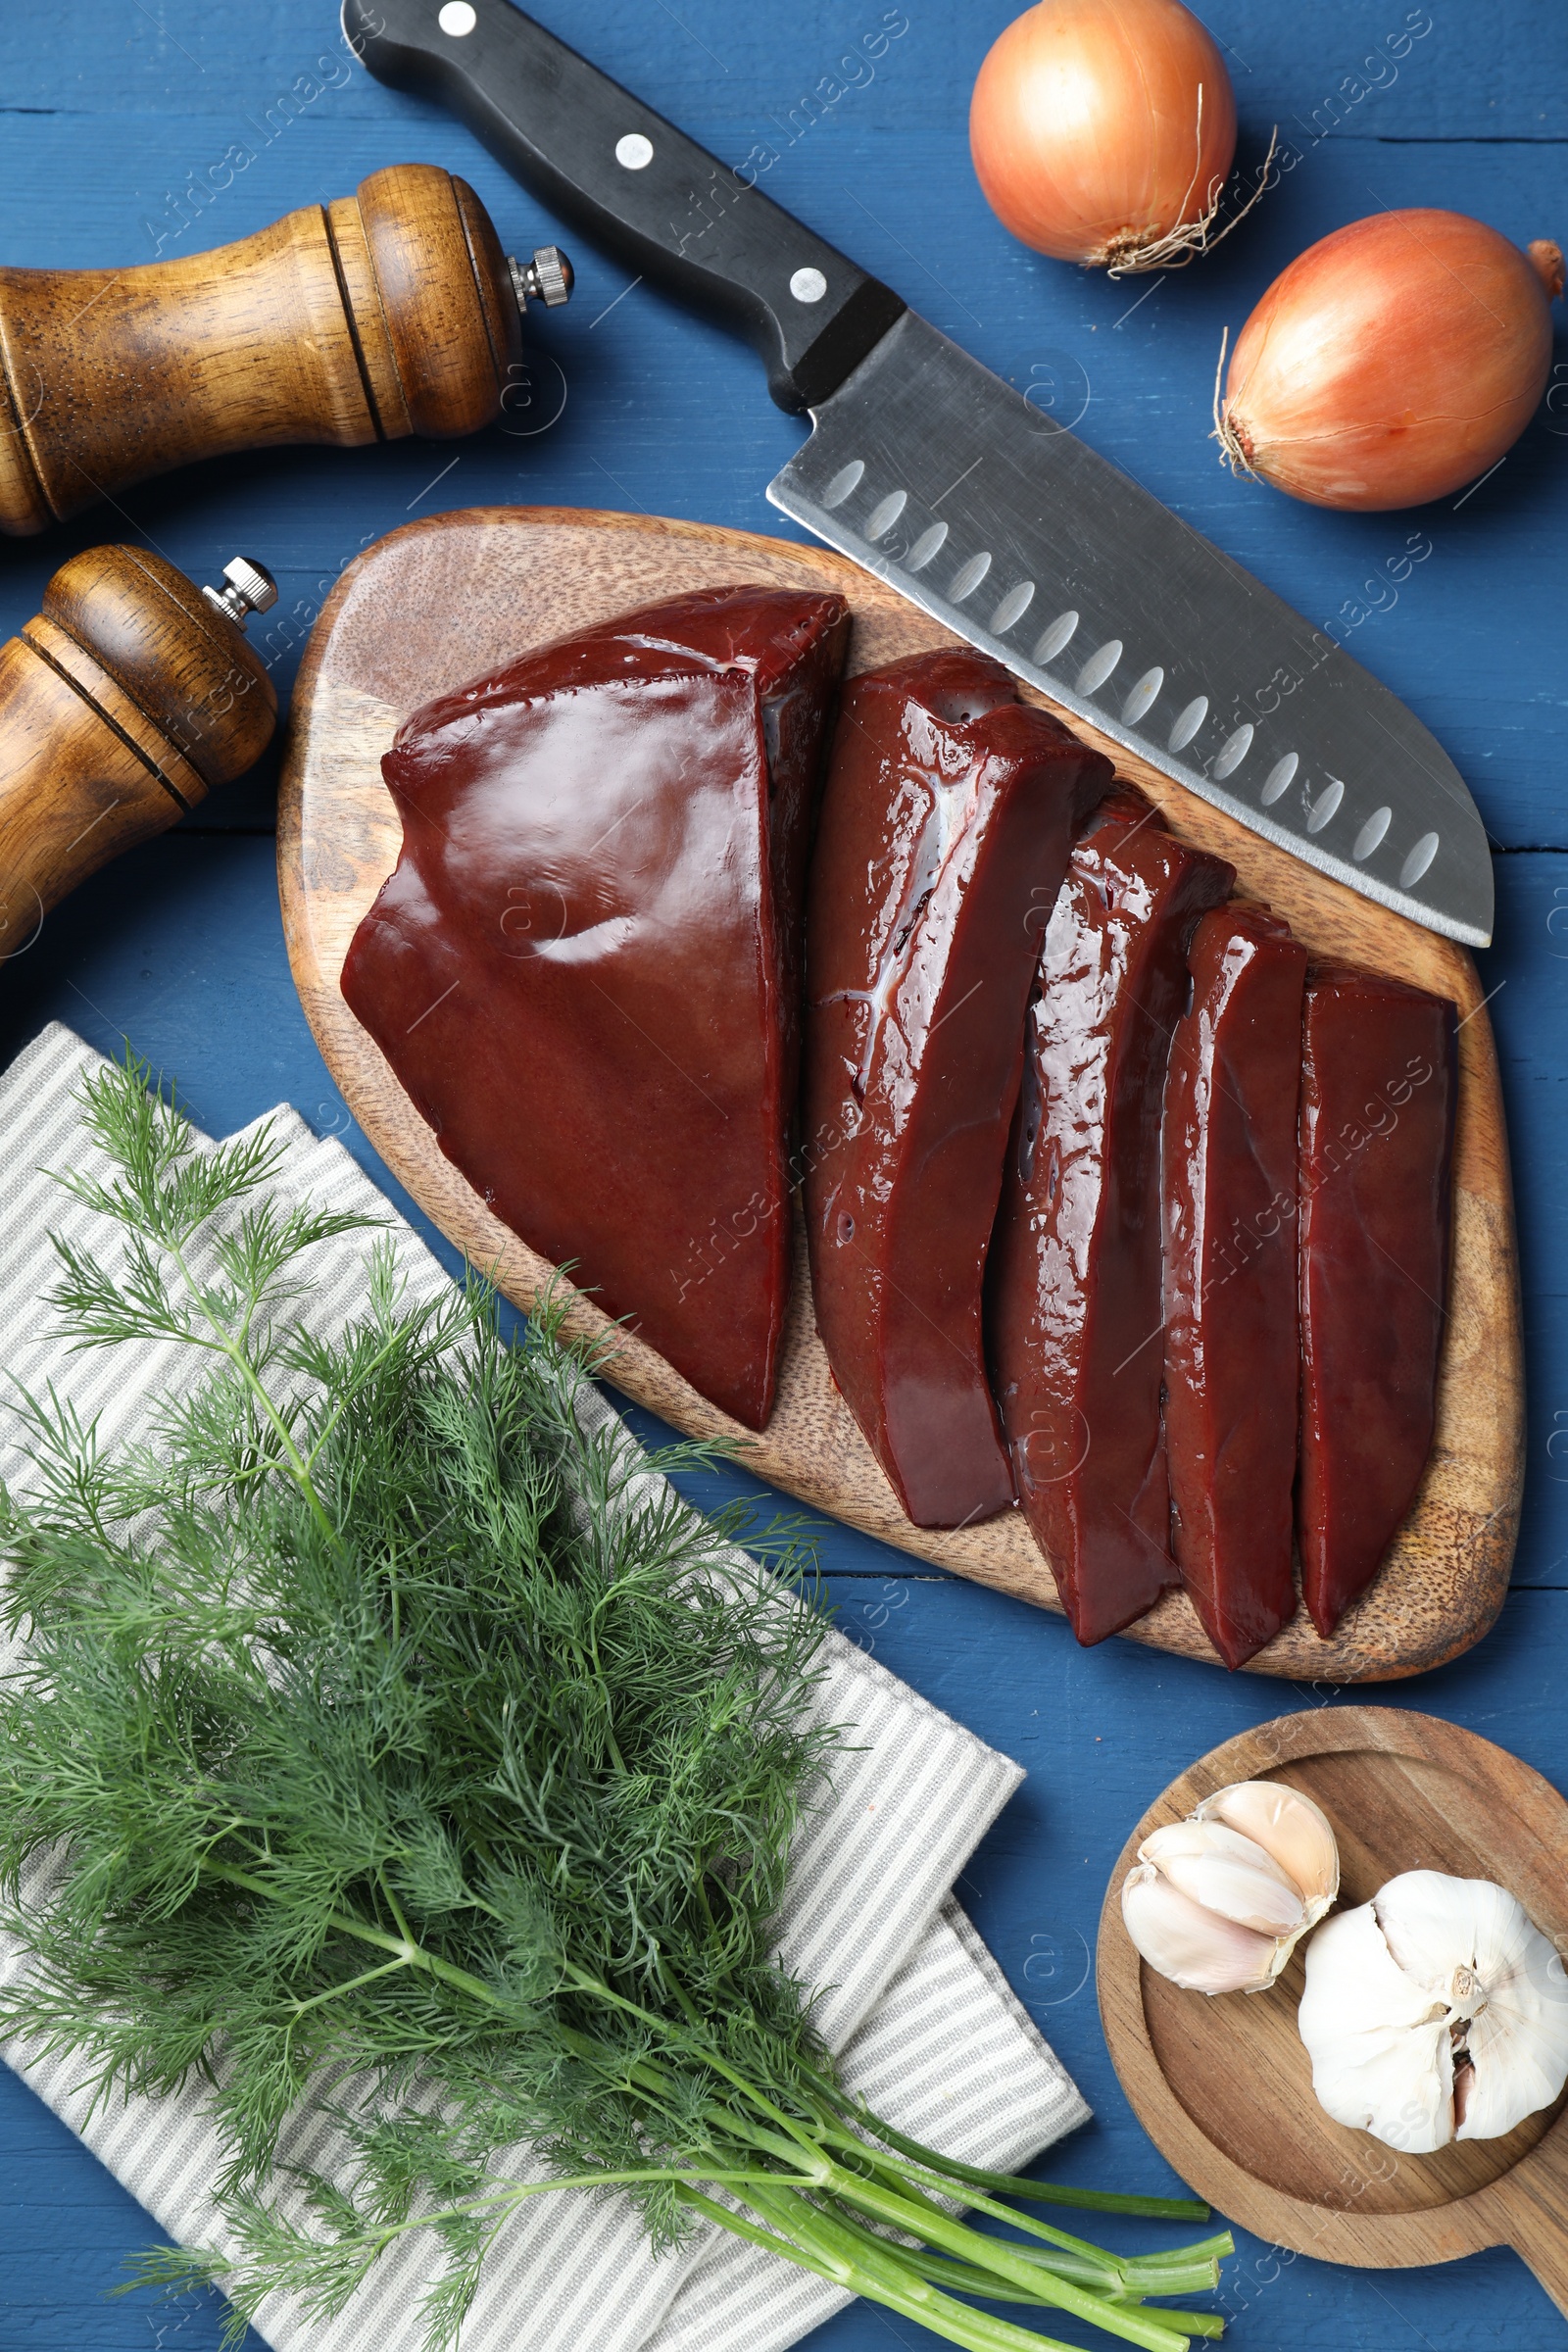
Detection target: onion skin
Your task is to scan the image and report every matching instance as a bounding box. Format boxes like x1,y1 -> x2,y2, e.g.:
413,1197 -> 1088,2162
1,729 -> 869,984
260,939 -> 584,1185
969,0 -> 1237,270
1220,210 -> 1563,512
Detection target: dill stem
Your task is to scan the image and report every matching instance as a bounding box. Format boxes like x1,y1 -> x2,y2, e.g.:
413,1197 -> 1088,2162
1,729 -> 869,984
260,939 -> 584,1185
783,2195 -> 1220,2340
194,1859 -> 1190,2346
899,2250 -> 1226,2336
194,1862 -> 1200,2343
286,1958 -> 413,2019
347,2165 -> 819,2261
826,2141 -> 1226,2307
556,1961 -> 831,2161
854,2137 -> 1208,2285
737,2180 -> 1102,2352
197,1863 -> 825,2177
818,2125 -> 1138,2274
163,1232 -> 340,1555
813,2163 -> 1197,2352
675,2185 -> 848,2287
197,1864 -> 508,2012
852,2104 -> 1211,2222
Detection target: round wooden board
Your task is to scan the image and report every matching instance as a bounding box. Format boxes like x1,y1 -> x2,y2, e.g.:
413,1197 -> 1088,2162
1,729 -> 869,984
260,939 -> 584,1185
1098,1709 -> 1568,2312
278,506 -> 1523,1682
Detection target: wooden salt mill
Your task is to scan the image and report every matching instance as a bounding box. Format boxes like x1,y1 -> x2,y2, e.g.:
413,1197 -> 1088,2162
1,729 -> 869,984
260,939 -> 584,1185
0,164 -> 572,535
0,545 -> 280,958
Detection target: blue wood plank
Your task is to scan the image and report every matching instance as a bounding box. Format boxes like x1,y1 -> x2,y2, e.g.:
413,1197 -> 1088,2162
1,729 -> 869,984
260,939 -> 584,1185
4,0 -> 1565,141
0,2064 -> 257,2350
1,4 -> 1566,2348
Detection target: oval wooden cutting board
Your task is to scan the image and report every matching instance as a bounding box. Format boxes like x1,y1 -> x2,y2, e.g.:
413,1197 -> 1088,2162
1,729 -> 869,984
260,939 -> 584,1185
277,506 -> 1522,1682
1098,1709 -> 1568,2314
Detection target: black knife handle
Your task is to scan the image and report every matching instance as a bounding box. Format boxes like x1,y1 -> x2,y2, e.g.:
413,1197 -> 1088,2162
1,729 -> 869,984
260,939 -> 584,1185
343,0 -> 906,414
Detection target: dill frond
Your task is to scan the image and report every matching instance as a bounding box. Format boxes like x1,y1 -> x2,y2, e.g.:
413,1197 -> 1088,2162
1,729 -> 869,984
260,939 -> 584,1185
0,1058 -> 1224,2352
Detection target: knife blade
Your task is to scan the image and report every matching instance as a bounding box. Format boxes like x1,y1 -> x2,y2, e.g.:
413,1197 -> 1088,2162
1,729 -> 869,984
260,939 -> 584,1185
343,0 -> 1493,948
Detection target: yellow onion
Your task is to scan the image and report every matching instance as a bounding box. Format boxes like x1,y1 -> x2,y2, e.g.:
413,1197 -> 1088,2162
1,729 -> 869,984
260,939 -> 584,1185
969,0 -> 1241,273
1217,209 -> 1565,511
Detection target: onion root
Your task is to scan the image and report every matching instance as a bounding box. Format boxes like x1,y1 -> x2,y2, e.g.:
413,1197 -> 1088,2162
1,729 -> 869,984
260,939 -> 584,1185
1210,324 -> 1254,476
1102,114 -> 1279,277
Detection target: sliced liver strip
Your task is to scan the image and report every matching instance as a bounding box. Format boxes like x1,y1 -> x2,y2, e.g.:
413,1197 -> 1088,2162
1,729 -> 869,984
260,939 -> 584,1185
989,788 -> 1233,1645
803,648 -> 1110,1529
1162,904 -> 1308,1668
1298,964 -> 1457,1636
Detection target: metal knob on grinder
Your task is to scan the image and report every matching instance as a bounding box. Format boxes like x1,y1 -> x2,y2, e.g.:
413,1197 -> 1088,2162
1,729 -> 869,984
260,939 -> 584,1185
202,558 -> 279,628
0,167 -> 574,537
0,546 -> 278,960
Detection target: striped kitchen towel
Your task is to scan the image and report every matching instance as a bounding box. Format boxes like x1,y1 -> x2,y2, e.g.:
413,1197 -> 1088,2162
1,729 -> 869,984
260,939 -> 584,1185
0,1023 -> 1089,2352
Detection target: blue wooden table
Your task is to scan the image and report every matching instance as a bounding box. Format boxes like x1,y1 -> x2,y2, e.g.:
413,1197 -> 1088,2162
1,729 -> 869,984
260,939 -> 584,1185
1,3 -> 1565,2345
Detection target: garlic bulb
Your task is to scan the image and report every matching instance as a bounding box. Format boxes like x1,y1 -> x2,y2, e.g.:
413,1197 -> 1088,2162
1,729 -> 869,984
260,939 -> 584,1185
1299,1870 -> 1568,2152
1121,1779 -> 1340,1994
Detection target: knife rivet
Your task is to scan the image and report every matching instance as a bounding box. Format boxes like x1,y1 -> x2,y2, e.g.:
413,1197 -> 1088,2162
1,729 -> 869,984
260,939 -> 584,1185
790,267 -> 828,304
615,132 -> 655,170
437,1 -> 477,32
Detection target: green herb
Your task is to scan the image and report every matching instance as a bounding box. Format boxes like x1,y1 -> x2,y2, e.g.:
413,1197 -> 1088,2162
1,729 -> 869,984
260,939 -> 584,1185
0,1058 -> 1230,2352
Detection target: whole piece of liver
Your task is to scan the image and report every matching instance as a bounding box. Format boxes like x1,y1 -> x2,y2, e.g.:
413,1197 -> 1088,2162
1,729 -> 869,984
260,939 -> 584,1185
989,788 -> 1233,1644
1162,903 -> 1309,1669
803,648 -> 1111,1529
341,585 -> 849,1429
1298,964 -> 1458,1636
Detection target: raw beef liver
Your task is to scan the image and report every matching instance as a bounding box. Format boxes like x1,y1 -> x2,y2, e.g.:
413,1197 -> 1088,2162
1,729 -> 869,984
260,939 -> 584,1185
341,586 -> 849,1429
989,788 -> 1233,1643
1298,964 -> 1457,1634
1162,904 -> 1308,1668
802,648 -> 1111,1528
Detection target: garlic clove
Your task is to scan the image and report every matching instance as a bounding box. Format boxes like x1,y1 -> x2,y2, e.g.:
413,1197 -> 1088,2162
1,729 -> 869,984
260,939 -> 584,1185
1373,1871 -> 1568,2136
1137,1820 -> 1305,1937
1195,1780 -> 1340,1919
1382,1862 -> 1504,1994
1121,1862 -> 1282,1993
1373,1870 -> 1505,1995
1462,1998 -> 1568,2141
1299,1903 -> 1457,2152
1438,1883 -> 1568,2143
1121,1777 -> 1344,1998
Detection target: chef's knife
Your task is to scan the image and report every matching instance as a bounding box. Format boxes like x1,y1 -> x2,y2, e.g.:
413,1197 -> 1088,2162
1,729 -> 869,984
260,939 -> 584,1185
344,0 -> 1493,947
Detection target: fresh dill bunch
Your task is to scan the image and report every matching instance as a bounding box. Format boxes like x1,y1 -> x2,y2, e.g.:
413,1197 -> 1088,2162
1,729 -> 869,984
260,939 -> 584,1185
0,1058 -> 1230,2352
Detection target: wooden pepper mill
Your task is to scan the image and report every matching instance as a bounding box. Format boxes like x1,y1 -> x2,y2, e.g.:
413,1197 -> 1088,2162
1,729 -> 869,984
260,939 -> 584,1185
0,165 -> 573,535
0,544 -> 279,958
